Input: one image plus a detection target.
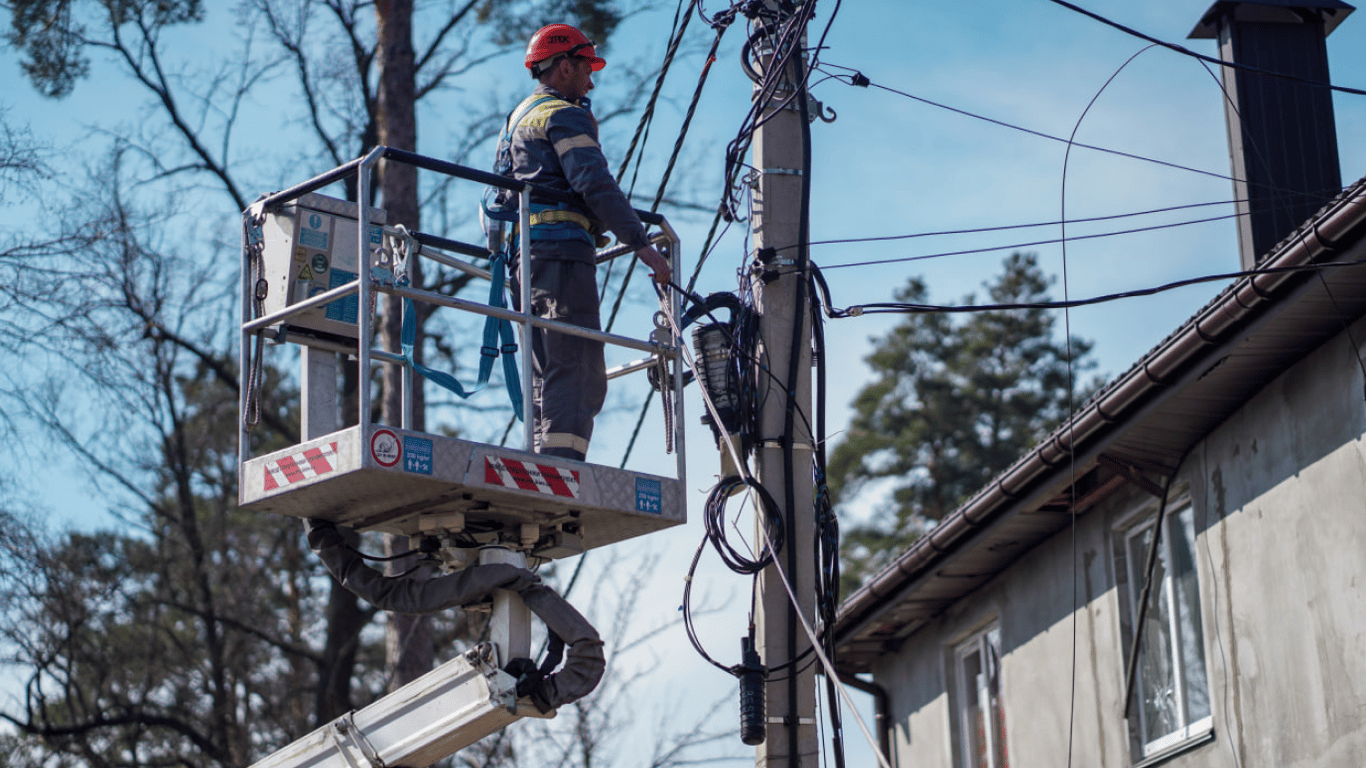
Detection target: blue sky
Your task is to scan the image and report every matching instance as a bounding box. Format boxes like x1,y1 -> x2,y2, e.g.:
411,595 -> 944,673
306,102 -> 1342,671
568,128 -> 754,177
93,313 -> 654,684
3,0 -> 1365,763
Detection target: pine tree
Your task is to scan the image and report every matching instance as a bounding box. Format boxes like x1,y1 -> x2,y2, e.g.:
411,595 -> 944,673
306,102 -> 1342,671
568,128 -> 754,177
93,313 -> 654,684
828,252 -> 1097,592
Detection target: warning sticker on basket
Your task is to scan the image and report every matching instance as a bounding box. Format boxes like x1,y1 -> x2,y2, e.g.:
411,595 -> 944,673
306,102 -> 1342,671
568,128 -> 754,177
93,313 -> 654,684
483,456 -> 580,498
635,477 -> 662,513
370,429 -> 401,467
403,436 -> 433,475
263,442 -> 340,491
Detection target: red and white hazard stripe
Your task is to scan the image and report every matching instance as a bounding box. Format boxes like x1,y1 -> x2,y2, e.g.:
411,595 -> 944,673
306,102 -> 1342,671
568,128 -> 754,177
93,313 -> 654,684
483,456 -> 581,498
263,442 -> 340,491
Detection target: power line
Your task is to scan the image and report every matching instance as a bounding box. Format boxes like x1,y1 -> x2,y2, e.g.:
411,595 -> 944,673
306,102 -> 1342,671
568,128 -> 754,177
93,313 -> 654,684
813,192 -> 1366,270
1055,40 -> 1151,768
815,210 -> 1241,270
1044,0 -> 1366,97
816,59 -> 1359,215
821,257 -> 1366,317
815,62 -> 1237,185
802,199 -> 1244,248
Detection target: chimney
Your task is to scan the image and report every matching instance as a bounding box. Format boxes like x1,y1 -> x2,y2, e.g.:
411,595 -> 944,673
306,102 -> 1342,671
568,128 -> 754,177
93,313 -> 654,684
1190,0 -> 1353,270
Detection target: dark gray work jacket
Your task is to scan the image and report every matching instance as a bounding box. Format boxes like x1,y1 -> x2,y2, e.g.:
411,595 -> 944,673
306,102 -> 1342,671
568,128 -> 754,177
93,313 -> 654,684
503,84 -> 651,261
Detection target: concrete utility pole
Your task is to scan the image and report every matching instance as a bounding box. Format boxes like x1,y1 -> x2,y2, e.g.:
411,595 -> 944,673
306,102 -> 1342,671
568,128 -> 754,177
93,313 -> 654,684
749,3 -> 817,766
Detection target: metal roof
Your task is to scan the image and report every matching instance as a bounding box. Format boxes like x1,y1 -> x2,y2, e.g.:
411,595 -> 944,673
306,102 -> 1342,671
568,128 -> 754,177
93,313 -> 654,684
832,178 -> 1366,674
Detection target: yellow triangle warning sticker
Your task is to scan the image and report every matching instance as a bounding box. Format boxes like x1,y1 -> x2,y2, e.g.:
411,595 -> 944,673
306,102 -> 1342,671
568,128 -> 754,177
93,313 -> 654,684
298,264 -> 313,280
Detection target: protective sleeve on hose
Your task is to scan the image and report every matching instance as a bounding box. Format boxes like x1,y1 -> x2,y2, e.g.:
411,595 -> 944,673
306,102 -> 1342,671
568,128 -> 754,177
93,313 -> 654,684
303,519 -> 604,710
517,583 -> 605,712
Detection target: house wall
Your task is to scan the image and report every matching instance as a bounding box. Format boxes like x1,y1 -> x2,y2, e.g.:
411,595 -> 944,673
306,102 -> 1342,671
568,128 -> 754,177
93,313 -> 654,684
868,322 -> 1366,768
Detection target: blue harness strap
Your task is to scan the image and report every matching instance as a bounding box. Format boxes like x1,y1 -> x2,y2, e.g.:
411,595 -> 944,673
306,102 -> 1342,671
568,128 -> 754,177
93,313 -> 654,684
401,252 -> 523,420
482,94 -> 559,225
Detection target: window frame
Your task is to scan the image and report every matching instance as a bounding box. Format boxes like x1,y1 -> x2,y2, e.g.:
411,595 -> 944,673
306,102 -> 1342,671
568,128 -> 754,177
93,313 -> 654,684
952,623 -> 1008,768
1113,496 -> 1213,761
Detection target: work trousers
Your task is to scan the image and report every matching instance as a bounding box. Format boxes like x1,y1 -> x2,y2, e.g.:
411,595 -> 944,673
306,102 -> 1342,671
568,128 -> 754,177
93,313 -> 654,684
510,245 -> 606,461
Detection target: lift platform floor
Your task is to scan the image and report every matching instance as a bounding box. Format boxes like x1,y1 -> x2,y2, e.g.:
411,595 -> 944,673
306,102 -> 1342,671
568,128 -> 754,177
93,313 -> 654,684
240,424 -> 684,553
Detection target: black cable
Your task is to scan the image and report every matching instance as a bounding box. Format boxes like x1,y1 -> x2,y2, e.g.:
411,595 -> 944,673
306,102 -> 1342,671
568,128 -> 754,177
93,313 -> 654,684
614,0 -> 696,187
1045,0 -> 1366,97
681,476 -> 785,672
600,0 -> 696,309
603,4 -> 730,337
812,270 -> 847,768
825,257 -> 1366,317
790,34 -> 848,761
764,650 -> 821,682
719,1 -> 818,217
815,209 -> 1249,268
1060,44 -> 1157,765
814,62 -> 1349,200
817,63 -> 1235,183
792,198 -> 1257,249
809,194 -> 1366,270
705,476 -> 785,574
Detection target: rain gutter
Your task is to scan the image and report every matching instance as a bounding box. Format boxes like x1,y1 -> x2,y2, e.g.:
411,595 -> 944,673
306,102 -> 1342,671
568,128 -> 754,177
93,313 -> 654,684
839,674 -> 892,759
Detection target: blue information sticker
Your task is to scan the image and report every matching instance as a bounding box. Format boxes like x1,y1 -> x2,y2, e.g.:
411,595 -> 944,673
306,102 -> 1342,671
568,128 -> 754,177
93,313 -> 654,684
325,269 -> 358,322
299,227 -> 328,249
403,436 -> 433,475
635,477 -> 662,514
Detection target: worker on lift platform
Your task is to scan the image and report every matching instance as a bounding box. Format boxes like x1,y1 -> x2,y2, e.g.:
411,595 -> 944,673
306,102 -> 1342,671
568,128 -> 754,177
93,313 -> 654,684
489,22 -> 673,462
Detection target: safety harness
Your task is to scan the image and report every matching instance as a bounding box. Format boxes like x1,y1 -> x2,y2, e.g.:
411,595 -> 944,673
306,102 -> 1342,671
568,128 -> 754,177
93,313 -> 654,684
392,227 -> 523,420
400,255 -> 523,420
481,94 -> 607,248
412,93 -> 607,419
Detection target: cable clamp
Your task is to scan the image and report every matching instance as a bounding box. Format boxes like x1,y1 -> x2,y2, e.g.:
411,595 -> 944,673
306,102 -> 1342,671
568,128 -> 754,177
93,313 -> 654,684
767,717 -> 817,726
757,439 -> 813,452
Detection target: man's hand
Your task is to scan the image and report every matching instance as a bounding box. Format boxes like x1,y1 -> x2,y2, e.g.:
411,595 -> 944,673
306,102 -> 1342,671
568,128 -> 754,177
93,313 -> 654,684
636,245 -> 672,287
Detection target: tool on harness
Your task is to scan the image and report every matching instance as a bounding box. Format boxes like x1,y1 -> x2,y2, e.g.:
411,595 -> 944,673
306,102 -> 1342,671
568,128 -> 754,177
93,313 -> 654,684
400,249 -> 523,420
481,95 -> 609,251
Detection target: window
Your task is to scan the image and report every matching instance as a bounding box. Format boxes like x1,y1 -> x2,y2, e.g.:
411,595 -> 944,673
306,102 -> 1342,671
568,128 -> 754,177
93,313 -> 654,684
1117,501 -> 1211,758
955,625 -> 1008,768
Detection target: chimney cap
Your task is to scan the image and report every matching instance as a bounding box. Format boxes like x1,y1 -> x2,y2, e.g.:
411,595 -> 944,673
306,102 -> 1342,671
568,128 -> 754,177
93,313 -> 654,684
1190,0 -> 1354,39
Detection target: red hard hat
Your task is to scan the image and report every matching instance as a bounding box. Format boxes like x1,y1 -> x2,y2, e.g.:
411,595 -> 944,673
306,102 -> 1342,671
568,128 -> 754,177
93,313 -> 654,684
525,24 -> 606,74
